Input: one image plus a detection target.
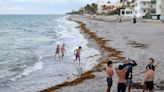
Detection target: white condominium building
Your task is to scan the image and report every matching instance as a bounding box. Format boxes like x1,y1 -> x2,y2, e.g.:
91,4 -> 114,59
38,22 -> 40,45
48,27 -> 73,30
151,0 -> 161,19
135,0 -> 151,17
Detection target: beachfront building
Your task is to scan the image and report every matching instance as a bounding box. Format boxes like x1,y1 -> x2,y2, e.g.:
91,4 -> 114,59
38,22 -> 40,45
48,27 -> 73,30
97,1 -> 123,14
135,0 -> 151,17
160,0 -> 164,21
150,0 -> 162,19
120,7 -> 135,17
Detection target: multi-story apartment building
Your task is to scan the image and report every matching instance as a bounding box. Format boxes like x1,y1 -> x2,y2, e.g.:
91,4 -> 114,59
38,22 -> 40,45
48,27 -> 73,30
97,1 -> 123,14
135,0 -> 151,17
151,0 -> 161,19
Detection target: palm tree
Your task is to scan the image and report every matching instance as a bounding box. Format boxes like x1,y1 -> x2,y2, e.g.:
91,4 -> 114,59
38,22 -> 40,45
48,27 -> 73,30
90,3 -> 98,14
84,4 -> 91,14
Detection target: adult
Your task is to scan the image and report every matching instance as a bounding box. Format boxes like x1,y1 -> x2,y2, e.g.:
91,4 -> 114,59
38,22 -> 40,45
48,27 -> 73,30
115,65 -> 128,92
106,61 -> 114,92
74,46 -> 82,62
141,65 -> 155,92
122,58 -> 137,92
55,45 -> 60,57
143,58 -> 155,92
133,15 -> 137,24
60,43 -> 66,59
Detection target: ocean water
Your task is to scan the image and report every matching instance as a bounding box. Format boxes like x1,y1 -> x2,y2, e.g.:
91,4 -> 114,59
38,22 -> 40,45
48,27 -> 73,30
0,15 -> 101,92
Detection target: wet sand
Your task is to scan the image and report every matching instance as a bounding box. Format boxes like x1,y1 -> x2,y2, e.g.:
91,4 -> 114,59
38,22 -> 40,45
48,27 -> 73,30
42,15 -> 164,92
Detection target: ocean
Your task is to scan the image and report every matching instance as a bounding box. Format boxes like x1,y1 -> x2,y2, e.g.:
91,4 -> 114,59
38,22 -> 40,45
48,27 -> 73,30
0,15 -> 101,92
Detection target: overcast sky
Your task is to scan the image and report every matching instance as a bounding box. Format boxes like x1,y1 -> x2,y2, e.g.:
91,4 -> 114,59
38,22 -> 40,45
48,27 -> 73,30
0,0 -> 119,14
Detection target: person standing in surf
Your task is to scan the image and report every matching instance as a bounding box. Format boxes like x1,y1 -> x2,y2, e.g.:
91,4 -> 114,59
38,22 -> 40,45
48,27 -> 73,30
55,44 -> 60,58
60,43 -> 66,59
74,46 -> 82,63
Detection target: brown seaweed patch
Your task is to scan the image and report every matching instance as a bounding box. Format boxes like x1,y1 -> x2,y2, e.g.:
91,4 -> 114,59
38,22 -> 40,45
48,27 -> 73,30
94,63 -> 103,72
40,71 -> 95,92
127,40 -> 149,49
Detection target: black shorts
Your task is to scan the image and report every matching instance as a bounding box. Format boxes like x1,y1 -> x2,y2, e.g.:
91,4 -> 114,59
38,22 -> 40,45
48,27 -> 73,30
107,77 -> 113,87
145,81 -> 154,90
117,83 -> 126,92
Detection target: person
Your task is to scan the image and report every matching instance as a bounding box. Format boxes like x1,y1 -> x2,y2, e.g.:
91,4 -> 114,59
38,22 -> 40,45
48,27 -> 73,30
106,61 -> 114,92
74,46 -> 82,62
119,15 -> 122,23
115,65 -> 128,92
55,44 -> 60,57
141,65 -> 155,92
143,58 -> 155,92
60,43 -> 66,59
122,58 -> 137,92
133,15 -> 136,24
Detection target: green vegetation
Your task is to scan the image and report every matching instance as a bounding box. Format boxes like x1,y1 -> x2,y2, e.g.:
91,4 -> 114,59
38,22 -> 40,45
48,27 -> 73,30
67,3 -> 97,15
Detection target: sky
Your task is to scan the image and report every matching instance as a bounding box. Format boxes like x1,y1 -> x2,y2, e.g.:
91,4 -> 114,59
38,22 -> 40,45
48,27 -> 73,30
0,0 -> 119,14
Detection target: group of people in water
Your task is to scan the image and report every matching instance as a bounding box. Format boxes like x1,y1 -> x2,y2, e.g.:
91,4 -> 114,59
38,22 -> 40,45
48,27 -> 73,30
106,58 -> 155,92
55,43 -> 82,62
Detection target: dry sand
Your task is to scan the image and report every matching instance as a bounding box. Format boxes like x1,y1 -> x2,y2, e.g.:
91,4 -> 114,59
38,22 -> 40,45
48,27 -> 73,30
43,15 -> 164,92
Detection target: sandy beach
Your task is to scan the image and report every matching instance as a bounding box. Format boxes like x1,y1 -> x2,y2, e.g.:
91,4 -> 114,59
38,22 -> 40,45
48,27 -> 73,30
41,15 -> 164,92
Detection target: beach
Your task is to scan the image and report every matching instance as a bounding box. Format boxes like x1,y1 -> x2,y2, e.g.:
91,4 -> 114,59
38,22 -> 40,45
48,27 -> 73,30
43,15 -> 164,92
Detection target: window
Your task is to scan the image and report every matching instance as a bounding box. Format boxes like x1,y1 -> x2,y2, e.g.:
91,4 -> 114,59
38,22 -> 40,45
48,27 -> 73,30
151,9 -> 156,13
122,11 -> 125,15
126,11 -> 132,14
151,0 -> 156,4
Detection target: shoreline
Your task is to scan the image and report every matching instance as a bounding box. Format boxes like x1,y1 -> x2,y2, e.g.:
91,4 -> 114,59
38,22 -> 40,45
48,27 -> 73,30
40,16 -> 124,92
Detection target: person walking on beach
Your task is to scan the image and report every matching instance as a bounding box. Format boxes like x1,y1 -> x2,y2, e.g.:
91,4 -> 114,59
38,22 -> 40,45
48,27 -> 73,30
122,58 -> 137,92
143,58 -> 155,92
141,65 -> 155,92
106,61 -> 114,92
74,46 -> 82,62
60,43 -> 66,59
115,65 -> 128,92
133,15 -> 137,24
55,44 -> 60,57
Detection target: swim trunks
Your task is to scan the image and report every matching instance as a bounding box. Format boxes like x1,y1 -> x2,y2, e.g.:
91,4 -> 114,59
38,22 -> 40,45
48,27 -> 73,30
117,83 -> 126,92
107,77 -> 113,87
145,81 -> 154,90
